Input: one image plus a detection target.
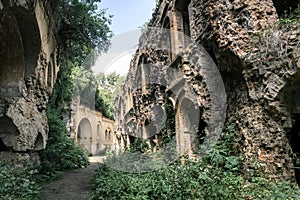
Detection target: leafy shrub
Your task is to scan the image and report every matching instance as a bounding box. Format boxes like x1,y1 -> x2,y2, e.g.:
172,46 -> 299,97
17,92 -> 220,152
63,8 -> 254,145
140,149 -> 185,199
0,162 -> 40,200
93,158 -> 299,200
279,6 -> 300,24
39,108 -> 89,176
92,125 -> 299,200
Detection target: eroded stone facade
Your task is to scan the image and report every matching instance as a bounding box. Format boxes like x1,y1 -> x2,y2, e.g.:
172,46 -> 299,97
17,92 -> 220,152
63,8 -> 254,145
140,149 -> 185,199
115,0 -> 300,181
65,98 -> 116,156
0,0 -> 58,164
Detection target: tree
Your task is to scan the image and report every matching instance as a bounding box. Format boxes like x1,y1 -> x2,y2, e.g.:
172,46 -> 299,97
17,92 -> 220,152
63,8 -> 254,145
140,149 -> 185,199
42,0 -> 113,173
95,72 -> 124,119
57,0 -> 113,65
49,0 -> 113,111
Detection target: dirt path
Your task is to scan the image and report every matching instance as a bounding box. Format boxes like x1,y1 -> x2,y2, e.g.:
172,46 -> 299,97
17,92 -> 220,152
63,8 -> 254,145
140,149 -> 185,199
40,157 -> 105,200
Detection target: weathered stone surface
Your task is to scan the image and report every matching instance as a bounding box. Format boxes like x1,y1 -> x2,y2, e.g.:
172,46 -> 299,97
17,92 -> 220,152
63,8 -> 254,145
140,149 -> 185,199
64,98 -> 117,156
115,0 -> 300,182
0,0 -> 59,163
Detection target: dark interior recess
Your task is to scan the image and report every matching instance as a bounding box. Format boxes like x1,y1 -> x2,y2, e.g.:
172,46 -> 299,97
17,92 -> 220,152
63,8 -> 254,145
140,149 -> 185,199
290,113 -> 300,185
272,0 -> 300,16
0,138 -> 9,151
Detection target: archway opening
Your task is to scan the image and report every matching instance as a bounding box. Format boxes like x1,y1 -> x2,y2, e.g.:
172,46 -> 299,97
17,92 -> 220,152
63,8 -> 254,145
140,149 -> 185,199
284,74 -> 300,185
77,118 -> 92,154
0,9 -> 24,97
97,124 -> 101,136
12,7 -> 41,79
0,7 -> 41,97
157,97 -> 176,149
175,0 -> 191,42
105,128 -> 111,141
162,16 -> 172,62
176,97 -> 205,155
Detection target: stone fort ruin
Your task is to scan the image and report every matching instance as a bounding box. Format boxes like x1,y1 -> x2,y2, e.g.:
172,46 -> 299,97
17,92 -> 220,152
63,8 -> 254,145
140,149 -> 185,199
0,0 -> 59,164
115,0 -> 300,181
0,0 -> 117,162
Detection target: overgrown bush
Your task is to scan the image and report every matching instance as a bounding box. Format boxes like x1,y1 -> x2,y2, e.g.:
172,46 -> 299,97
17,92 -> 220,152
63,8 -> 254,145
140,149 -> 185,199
279,6 -> 300,24
39,108 -> 89,177
0,162 -> 40,200
92,125 -> 299,199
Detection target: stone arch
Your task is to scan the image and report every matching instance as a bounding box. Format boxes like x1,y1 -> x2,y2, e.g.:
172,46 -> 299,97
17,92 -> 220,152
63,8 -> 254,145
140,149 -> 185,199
162,16 -> 172,61
0,8 -> 24,96
166,47 -> 226,156
175,0 -> 191,38
174,0 -> 191,48
175,96 -> 204,155
77,118 -> 92,153
0,6 -> 41,97
280,71 -> 300,184
105,128 -> 111,141
97,123 -> 101,136
12,7 -> 41,79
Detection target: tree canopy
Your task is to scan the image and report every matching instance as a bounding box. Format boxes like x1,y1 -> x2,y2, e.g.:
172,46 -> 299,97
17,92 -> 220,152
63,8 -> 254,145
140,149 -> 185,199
41,0 -> 114,177
48,0 -> 113,110
95,72 -> 124,119
53,0 -> 113,65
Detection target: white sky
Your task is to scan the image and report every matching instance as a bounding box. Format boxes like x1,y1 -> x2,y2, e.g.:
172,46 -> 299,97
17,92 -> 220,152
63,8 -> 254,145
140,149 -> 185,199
92,0 -> 156,76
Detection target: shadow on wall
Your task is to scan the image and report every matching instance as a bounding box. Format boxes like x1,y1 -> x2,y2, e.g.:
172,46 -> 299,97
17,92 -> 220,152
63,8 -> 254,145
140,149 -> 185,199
0,6 -> 41,97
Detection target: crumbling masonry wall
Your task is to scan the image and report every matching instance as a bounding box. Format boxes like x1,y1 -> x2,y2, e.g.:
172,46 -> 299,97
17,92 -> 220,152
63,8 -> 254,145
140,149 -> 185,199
0,0 -> 59,164
64,98 -> 116,156
115,0 -> 300,181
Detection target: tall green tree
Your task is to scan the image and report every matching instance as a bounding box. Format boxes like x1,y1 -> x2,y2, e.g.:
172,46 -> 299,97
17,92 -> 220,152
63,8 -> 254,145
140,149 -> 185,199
42,0 -> 113,173
95,72 -> 124,119
48,0 -> 113,111
55,0 -> 113,65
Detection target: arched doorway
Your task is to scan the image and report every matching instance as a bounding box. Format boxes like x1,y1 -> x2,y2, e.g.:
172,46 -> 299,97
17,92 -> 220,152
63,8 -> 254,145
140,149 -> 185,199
0,8 -> 24,97
283,72 -> 300,184
0,6 -> 41,97
77,118 -> 92,154
176,97 -> 204,155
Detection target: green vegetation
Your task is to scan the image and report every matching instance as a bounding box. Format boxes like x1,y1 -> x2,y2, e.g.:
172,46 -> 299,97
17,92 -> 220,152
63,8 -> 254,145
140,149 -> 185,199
0,162 -> 40,200
49,0 -> 113,109
279,6 -> 300,24
41,0 -> 113,175
92,125 -> 299,200
39,108 -> 89,174
95,72 -> 124,119
71,65 -> 98,108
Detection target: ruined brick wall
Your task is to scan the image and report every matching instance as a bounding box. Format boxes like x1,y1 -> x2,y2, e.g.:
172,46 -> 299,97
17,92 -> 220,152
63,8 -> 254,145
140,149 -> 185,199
0,0 -> 59,164
115,0 -> 300,181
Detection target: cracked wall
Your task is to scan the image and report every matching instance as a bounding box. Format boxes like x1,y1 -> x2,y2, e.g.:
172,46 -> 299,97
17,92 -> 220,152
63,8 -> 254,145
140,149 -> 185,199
0,0 -> 59,164
115,0 -> 300,181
